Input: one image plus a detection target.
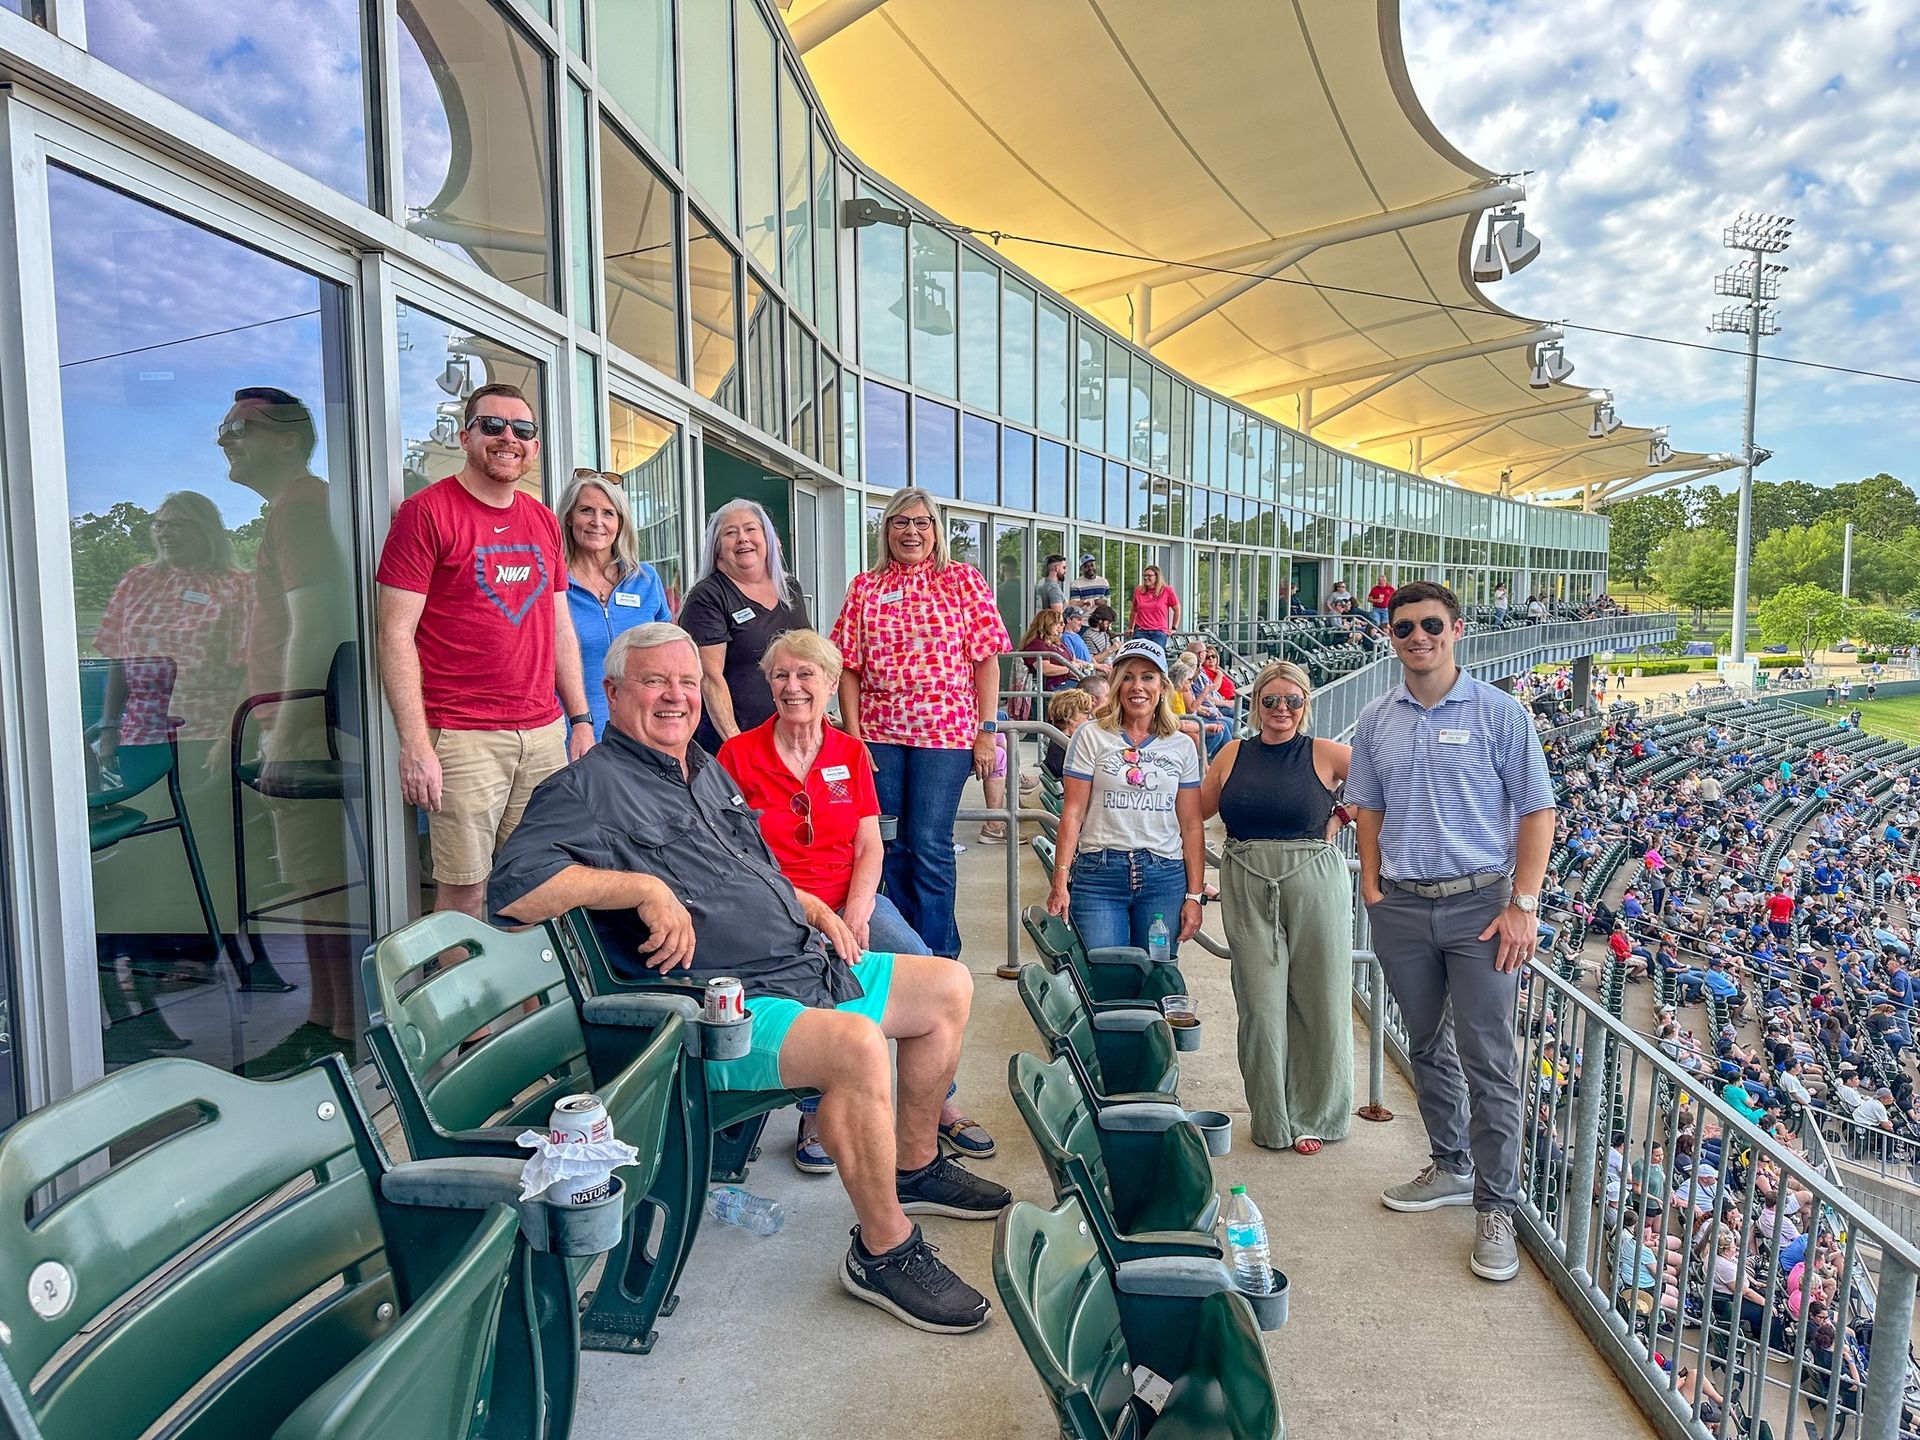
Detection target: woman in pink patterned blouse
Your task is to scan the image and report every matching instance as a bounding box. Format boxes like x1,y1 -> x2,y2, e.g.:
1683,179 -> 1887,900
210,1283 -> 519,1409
831,487 -> 1009,961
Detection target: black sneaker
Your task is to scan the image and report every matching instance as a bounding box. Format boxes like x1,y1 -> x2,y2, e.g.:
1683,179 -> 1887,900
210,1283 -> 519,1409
841,1225 -> 991,1334
896,1155 -> 1012,1219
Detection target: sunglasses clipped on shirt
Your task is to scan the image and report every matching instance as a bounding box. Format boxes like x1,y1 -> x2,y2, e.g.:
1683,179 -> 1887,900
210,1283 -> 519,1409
1390,616 -> 1450,639
470,414 -> 540,441
789,790 -> 814,846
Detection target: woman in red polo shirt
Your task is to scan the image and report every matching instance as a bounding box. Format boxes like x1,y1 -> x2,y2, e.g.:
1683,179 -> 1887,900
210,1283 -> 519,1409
718,627 -> 995,1173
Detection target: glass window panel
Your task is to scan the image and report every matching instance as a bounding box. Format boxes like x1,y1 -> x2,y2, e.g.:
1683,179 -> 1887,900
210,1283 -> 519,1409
1036,438 -> 1067,515
88,0 -> 368,202
1104,339 -> 1128,458
864,380 -> 907,490
399,0 -> 553,305
1002,428 -> 1035,511
812,125 -> 838,350
1171,386 -> 1189,482
840,368 -> 859,480
1075,323 -> 1103,452
993,523 -> 1026,648
1105,459 -> 1128,529
568,82 -> 596,329
735,0 -> 780,271
1150,369 -> 1172,474
688,213 -> 741,413
819,357 -> 841,474
913,397 -> 957,498
398,302 -> 545,499
567,0 -> 587,58
525,0 -> 552,19
787,325 -> 815,456
607,395 -> 685,604
962,415 -> 998,506
1001,279 -> 1035,427
959,250 -> 999,413
600,119 -> 679,379
908,223 -> 957,397
52,168 -> 370,1075
1211,403 -> 1230,492
1130,468 -> 1152,532
1129,354 -> 1151,467
1036,298 -> 1070,439
779,64 -> 813,318
856,185 -> 908,380
599,0 -> 675,158
682,0 -> 736,228
574,349 -> 600,470
744,275 -> 781,437
1077,451 -> 1104,525
1191,394 -> 1210,484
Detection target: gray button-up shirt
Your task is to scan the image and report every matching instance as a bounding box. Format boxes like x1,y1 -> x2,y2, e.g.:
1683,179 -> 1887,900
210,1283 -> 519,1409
488,725 -> 864,1008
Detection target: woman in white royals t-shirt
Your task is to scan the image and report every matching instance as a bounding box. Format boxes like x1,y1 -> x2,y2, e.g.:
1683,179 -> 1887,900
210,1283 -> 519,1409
1045,639 -> 1206,956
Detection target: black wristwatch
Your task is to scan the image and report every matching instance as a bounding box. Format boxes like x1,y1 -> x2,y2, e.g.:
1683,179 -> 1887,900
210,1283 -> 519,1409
568,713 -> 592,729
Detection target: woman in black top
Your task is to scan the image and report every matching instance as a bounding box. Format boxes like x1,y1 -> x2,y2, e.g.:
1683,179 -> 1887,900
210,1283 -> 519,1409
680,499 -> 811,754
1201,660 -> 1354,1154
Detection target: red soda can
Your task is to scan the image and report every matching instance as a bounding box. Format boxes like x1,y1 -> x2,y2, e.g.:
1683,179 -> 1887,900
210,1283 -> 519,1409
705,977 -> 745,1024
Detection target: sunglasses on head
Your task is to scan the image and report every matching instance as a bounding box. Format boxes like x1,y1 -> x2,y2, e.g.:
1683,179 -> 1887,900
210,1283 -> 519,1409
1261,694 -> 1307,711
470,414 -> 540,441
1391,616 -> 1450,639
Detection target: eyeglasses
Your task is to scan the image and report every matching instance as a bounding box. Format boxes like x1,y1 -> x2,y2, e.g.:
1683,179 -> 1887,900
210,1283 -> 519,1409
1260,694 -> 1307,711
887,516 -> 935,532
1390,616 -> 1449,639
788,791 -> 814,845
471,414 -> 540,441
1120,747 -> 1147,789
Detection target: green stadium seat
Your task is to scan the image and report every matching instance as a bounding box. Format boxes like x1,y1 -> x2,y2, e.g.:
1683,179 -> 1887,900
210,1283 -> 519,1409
363,909 -> 686,1355
1016,962 -> 1180,1105
0,1056 -> 532,1440
994,1195 -> 1284,1440
1031,833 -> 1057,881
1020,904 -> 1191,1007
1008,1052 -> 1221,1265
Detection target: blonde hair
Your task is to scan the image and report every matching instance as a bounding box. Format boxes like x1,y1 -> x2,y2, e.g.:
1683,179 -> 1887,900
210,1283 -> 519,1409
1094,656 -> 1179,740
869,487 -> 948,573
1251,659 -> 1315,731
558,471 -> 639,578
759,628 -> 844,688
1047,688 -> 1094,729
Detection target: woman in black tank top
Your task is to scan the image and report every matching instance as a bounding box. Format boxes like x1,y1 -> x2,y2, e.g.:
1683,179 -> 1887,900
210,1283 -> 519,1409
1201,660 -> 1355,1154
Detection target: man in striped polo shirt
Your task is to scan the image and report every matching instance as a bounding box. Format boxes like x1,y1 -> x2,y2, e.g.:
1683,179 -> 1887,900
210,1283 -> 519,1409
1347,581 -> 1555,1283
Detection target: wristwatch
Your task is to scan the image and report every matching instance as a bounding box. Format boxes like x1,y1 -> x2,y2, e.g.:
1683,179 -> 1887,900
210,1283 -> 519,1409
1513,893 -> 1538,913
1184,892 -> 1205,905
978,719 -> 997,735
568,713 -> 592,729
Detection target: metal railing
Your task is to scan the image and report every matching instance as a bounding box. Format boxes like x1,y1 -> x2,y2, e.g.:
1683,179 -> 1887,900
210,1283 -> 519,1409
1804,1103 -> 1920,1186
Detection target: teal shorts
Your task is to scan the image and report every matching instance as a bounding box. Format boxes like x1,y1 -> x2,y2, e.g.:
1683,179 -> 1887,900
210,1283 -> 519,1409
704,951 -> 897,1094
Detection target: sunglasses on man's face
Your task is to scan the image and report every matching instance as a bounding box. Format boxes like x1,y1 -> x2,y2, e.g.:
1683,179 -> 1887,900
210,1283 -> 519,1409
470,414 -> 540,441
1260,694 -> 1307,711
1391,616 -> 1450,639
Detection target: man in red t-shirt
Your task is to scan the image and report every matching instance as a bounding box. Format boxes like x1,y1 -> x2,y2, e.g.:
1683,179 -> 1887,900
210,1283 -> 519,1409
1765,885 -> 1796,940
375,382 -> 593,918
1367,575 -> 1396,624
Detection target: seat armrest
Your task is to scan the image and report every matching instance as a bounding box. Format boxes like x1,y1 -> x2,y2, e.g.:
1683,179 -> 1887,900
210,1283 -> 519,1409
383,1156 -> 526,1211
1110,1231 -> 1226,1263
1091,1008 -> 1165,1033
1086,945 -> 1152,973
582,991 -> 701,1026
1095,1102 -> 1190,1133
1114,1256 -> 1236,1297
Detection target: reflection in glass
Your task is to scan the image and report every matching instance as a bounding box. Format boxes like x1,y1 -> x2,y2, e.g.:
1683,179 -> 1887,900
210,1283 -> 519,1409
745,275 -> 782,437
1036,438 -> 1067,515
908,224 -> 956,398
397,302 -> 545,502
841,369 -> 860,480
1076,325 -> 1103,453
51,167 -> 368,1078
788,326 -> 815,457
569,81 -> 596,329
1076,452 -> 1103,525
914,398 -> 957,498
1150,368 -> 1172,474
398,0 -> 553,306
993,523 -> 1026,657
736,0 -> 780,272
1106,460 -> 1129,531
688,213 -> 741,413
1104,339 -> 1128,459
819,358 -> 841,474
856,186 -> 908,380
1002,428 -> 1035,511
1002,280 -> 1035,427
780,65 -> 814,321
88,0 -> 368,202
959,250 -> 999,413
1191,394 -> 1211,484
957,416 -> 995,507
608,397 -> 685,607
1170,384 -> 1189,480
813,127 -> 839,349
1036,298 -> 1070,439
683,0 -> 737,227
599,0 -> 675,158
601,118 -> 680,379
1129,355 -> 1151,467
864,381 -> 907,490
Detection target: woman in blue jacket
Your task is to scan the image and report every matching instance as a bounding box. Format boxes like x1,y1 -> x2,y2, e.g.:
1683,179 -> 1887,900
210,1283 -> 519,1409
559,469 -> 673,737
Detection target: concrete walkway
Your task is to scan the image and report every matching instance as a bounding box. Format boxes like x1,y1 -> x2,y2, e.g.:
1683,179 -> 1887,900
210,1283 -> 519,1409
574,809 -> 1653,1439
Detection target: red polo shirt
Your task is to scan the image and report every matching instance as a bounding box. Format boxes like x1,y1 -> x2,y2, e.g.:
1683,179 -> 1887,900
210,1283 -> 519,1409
716,719 -> 878,911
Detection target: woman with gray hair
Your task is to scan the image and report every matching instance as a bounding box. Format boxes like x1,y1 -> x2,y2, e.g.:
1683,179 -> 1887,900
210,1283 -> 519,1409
559,470 -> 673,739
681,498 -> 809,753
1200,660 -> 1353,1155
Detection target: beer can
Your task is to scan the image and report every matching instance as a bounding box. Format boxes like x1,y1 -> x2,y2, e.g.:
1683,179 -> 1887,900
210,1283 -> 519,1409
547,1094 -> 614,1207
705,977 -> 746,1024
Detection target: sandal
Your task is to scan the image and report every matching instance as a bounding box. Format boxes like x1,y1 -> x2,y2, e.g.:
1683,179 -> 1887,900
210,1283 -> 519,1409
1292,1136 -> 1324,1156
938,1115 -> 997,1158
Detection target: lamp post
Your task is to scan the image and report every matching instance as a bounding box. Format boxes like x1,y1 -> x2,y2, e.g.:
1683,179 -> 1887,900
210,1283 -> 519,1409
1708,213 -> 1792,665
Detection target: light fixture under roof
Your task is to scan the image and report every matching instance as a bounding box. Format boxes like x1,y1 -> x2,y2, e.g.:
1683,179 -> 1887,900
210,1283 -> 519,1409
1587,391 -> 1622,439
1647,427 -> 1673,466
1528,340 -> 1574,389
435,355 -> 473,399
1471,204 -> 1542,283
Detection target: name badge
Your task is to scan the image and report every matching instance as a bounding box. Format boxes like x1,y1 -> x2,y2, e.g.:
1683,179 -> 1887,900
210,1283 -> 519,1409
613,591 -> 643,608
730,794 -> 746,806
731,607 -> 756,624
877,590 -> 903,605
1437,728 -> 1471,746
181,589 -> 212,605
822,765 -> 851,782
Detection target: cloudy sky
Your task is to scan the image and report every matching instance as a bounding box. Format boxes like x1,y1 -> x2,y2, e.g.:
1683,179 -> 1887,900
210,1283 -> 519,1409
1401,0 -> 1920,493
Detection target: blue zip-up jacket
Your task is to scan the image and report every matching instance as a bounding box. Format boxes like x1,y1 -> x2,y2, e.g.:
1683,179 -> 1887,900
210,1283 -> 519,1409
567,563 -> 673,737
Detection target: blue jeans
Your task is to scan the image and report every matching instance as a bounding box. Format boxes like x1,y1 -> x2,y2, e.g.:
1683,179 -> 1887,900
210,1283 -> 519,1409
1068,849 -> 1187,958
1371,607 -> 1389,625
853,890 -> 928,955
1131,629 -> 1169,651
869,743 -> 973,960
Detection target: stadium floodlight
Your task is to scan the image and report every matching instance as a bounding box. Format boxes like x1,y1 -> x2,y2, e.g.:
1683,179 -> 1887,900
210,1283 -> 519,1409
1528,339 -> 1574,388
1471,204 -> 1542,282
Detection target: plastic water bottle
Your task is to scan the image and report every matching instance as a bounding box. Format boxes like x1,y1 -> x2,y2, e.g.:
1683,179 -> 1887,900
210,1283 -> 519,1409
1148,913 -> 1172,966
707,1186 -> 785,1235
1223,1185 -> 1274,1294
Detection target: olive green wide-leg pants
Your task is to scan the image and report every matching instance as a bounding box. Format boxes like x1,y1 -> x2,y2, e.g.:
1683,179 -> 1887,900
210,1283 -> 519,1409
1220,839 -> 1354,1149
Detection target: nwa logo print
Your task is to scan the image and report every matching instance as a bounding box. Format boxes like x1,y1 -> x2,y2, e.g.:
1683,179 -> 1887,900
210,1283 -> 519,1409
474,542 -> 551,625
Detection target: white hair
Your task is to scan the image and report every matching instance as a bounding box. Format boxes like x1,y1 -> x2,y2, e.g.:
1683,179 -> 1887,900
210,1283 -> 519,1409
697,499 -> 789,595
605,623 -> 697,680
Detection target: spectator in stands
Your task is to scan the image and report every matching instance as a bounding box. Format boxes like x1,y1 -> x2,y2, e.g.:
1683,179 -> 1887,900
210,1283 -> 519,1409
1367,574 -> 1395,625
1045,639 -> 1205,958
1070,554 -> 1111,611
1766,882 -> 1796,940
680,498 -> 811,753
1082,602 -> 1119,658
490,623 -> 1009,1335
376,382 -> 594,924
1201,660 -> 1353,1155
1034,553 -> 1068,615
1527,593 -> 1548,623
717,629 -> 994,1172
1326,579 -> 1354,614
1060,605 -> 1102,672
559,471 -> 673,741
1352,580 -> 1555,1284
1492,582 -> 1509,624
1015,610 -> 1080,697
832,488 -> 1010,961
1128,564 -> 1180,648
1042,687 -> 1094,781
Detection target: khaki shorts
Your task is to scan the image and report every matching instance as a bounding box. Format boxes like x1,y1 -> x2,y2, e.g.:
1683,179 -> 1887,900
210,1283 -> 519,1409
427,722 -> 567,886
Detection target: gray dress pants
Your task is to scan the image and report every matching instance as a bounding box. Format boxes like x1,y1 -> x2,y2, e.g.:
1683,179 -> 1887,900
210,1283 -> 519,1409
1365,877 -> 1524,1213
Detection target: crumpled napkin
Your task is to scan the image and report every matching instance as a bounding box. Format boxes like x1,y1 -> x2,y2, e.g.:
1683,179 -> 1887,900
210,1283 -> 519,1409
514,1130 -> 641,1202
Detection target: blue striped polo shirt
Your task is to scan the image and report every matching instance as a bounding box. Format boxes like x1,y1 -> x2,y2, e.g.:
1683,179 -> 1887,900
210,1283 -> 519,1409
1346,669 -> 1555,882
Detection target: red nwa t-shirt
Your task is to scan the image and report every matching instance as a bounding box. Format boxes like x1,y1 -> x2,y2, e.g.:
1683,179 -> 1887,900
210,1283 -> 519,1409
375,477 -> 566,730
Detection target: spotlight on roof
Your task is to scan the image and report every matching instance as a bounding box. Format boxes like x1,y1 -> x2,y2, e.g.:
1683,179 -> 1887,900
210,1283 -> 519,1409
1472,204 -> 1541,283
1529,340 -> 1574,389
435,356 -> 473,399
1648,427 -> 1673,466
1587,391 -> 1622,439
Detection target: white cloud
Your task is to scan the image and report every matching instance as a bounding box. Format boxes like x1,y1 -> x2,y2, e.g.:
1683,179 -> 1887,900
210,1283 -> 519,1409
1402,0 -> 1920,489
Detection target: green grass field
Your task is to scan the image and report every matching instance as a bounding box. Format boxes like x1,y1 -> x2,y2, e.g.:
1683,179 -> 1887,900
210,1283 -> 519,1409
1785,692 -> 1920,745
